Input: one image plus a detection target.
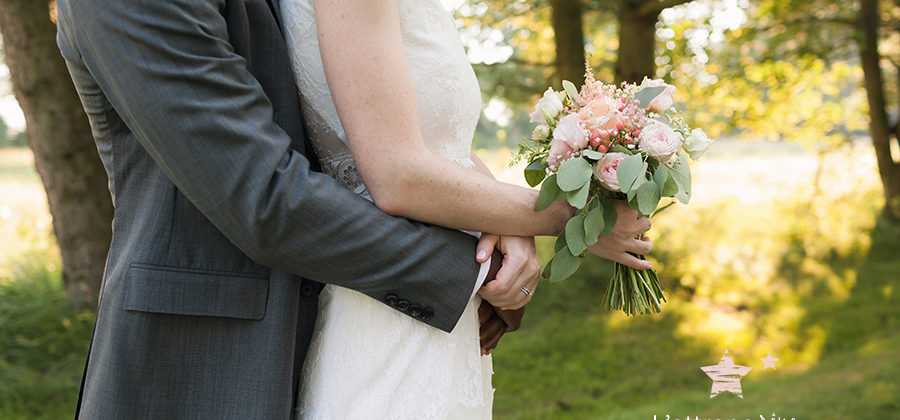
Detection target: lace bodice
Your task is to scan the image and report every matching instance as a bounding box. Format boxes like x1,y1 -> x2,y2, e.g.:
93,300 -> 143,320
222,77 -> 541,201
281,0 -> 482,199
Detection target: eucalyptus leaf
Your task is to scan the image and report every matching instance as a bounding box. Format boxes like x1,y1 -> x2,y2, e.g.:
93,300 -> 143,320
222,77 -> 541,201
524,159 -> 546,188
669,154 -> 692,204
549,247 -> 581,283
633,86 -> 666,108
557,157 -> 592,192
567,181 -> 590,208
600,199 -> 617,236
562,80 -> 580,105
616,154 -> 645,193
554,230 -> 568,253
582,149 -> 604,160
537,174 -> 564,210
661,173 -> 679,196
565,215 -> 587,256
635,180 -> 661,216
610,145 -> 631,154
542,109 -> 556,127
583,205 -> 604,246
652,165 -> 669,188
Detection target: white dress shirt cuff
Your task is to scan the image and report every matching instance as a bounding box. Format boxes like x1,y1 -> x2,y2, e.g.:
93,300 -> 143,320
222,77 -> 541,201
462,230 -> 491,299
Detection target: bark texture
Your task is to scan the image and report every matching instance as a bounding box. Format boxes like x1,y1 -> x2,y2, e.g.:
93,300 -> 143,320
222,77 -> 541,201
550,0 -> 586,86
0,0 -> 113,307
859,0 -> 900,220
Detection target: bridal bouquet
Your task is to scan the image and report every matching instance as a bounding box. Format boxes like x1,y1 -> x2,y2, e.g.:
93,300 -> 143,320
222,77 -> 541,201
516,68 -> 714,315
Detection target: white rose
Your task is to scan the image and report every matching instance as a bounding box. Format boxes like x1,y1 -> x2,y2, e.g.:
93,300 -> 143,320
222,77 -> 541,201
638,121 -> 683,164
639,78 -> 676,113
553,113 -> 588,150
531,124 -> 550,140
529,87 -> 565,123
683,128 -> 714,160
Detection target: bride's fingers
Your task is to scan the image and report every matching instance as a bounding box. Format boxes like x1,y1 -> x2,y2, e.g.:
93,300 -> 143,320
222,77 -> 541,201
475,234 -> 499,263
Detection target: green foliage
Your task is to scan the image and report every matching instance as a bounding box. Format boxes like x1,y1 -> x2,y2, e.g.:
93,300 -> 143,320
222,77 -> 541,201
492,184 -> 899,418
556,157 -> 592,192
0,263 -> 93,419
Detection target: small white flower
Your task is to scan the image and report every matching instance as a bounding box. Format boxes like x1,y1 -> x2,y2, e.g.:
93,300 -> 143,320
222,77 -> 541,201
531,125 -> 550,140
683,128 -> 715,160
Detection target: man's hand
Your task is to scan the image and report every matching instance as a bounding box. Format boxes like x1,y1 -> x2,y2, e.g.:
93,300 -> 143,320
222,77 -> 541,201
475,234 -> 540,310
588,200 -> 653,270
477,300 -> 524,355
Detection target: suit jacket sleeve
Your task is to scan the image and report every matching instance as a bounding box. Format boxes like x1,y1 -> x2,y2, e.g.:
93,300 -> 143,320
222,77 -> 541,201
55,0 -> 480,332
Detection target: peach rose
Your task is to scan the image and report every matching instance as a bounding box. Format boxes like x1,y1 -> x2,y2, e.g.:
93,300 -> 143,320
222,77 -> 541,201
638,121 -> 683,165
593,152 -> 629,192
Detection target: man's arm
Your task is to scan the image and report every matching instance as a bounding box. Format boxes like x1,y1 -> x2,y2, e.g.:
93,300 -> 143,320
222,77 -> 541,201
55,0 -> 477,331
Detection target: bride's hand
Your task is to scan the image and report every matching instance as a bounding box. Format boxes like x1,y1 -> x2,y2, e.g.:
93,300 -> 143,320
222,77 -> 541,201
475,234 -> 540,310
588,200 -> 653,270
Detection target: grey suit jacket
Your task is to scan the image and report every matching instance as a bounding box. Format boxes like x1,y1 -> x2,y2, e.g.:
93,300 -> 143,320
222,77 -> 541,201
55,0 -> 481,418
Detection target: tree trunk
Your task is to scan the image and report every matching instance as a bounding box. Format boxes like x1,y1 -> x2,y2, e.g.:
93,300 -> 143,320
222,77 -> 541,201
858,0 -> 900,220
0,0 -> 113,307
615,1 -> 659,84
550,0 -> 586,87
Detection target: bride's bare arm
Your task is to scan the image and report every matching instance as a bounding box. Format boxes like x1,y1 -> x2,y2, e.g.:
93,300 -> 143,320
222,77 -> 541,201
314,0 -> 571,237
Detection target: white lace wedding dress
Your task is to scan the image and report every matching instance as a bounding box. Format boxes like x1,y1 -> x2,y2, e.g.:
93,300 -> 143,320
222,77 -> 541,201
280,0 -> 492,418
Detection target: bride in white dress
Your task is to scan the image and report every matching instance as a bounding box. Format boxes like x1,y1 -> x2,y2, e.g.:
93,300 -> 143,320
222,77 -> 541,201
280,0 -> 652,417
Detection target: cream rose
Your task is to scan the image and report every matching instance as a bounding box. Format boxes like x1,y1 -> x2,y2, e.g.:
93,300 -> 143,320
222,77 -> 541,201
638,121 -> 683,164
639,78 -> 676,113
593,152 -> 629,192
683,128 -> 714,160
532,124 -> 550,140
529,87 -> 565,123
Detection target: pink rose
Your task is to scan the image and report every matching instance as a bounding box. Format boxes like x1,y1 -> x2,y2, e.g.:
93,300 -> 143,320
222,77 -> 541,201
546,139 -> 575,170
638,121 -> 683,164
593,152 -> 628,192
639,78 -> 676,113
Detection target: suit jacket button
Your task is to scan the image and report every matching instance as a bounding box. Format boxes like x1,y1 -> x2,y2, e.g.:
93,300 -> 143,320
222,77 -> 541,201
409,304 -> 422,317
396,299 -> 410,311
385,294 -> 399,306
421,307 -> 434,321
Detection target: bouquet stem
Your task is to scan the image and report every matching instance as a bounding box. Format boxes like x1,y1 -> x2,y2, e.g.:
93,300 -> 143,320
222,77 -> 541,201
602,254 -> 666,315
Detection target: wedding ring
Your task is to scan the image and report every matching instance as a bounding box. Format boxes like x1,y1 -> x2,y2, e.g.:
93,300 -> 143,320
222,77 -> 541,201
521,286 -> 533,296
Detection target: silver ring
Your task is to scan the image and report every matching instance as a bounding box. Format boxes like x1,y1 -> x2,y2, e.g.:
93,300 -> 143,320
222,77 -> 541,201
521,286 -> 533,296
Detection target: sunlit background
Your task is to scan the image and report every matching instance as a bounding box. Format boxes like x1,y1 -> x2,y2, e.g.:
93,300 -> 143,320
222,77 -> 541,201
1,0 -> 898,418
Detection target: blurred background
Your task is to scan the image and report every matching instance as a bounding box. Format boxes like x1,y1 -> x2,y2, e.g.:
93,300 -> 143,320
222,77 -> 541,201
1,0 -> 898,418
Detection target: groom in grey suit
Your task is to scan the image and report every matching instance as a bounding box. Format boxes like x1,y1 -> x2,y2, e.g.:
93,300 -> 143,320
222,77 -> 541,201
55,0 -> 523,418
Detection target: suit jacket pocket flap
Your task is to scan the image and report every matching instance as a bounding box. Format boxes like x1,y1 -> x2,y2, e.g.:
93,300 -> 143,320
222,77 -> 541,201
124,263 -> 268,320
